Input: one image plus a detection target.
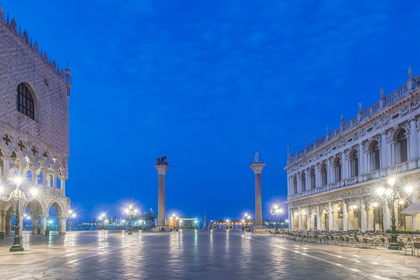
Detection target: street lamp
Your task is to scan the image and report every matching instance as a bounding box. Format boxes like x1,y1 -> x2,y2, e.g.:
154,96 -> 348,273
47,220 -> 53,233
124,201 -> 138,235
226,219 -> 230,230
195,220 -> 198,229
270,205 -> 283,232
0,176 -> 38,252
68,210 -> 76,231
376,177 -> 413,250
171,214 -> 179,231
242,213 -> 251,231
98,213 -> 106,230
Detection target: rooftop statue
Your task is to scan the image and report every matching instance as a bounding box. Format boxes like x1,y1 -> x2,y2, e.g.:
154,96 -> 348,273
408,65 -> 413,79
157,156 -> 168,165
380,85 -> 385,98
358,102 -> 363,113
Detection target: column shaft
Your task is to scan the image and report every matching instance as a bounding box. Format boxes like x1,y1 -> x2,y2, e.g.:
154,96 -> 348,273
255,174 -> 262,227
158,173 -> 166,227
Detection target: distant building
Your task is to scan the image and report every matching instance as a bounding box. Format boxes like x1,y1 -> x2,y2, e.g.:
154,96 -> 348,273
0,5 -> 72,235
286,69 -> 420,232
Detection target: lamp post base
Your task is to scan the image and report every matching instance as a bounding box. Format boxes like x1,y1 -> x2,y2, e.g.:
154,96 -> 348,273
10,236 -> 24,252
128,231 -> 133,235
388,243 -> 399,250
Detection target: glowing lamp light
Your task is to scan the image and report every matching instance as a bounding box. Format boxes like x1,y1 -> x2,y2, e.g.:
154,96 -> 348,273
241,219 -> 245,222
399,200 -> 405,205
285,219 -> 289,223
373,202 -> 379,208
387,177 -> 396,186
385,188 -> 393,196
31,187 -> 38,198
336,207 -> 340,211
377,187 -> 385,196
14,177 -> 22,186
405,185 -> 413,195
0,185 -> 4,195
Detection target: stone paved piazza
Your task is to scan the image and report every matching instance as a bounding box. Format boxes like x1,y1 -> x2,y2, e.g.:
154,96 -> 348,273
0,231 -> 419,280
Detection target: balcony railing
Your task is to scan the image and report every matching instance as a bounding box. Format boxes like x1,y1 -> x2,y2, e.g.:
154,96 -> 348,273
287,161 -> 414,201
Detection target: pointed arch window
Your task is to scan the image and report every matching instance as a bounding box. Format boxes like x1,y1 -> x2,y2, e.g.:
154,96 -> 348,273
301,172 -> 306,192
310,168 -> 316,189
371,141 -> 380,171
396,129 -> 408,163
350,150 -> 359,177
293,176 -> 298,194
334,157 -> 342,182
321,163 -> 327,186
17,83 -> 35,120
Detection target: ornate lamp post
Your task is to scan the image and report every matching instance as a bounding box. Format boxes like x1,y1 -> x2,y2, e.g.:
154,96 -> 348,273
285,219 -> 289,229
270,205 -> 283,232
0,177 -> 38,252
376,177 -> 413,250
242,213 -> 251,231
98,213 -> 106,230
124,201 -> 138,235
68,210 -> 76,231
226,219 -> 230,230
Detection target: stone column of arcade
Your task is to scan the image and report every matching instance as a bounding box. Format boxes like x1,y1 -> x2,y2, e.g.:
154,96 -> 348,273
153,157 -> 170,232
250,152 -> 265,229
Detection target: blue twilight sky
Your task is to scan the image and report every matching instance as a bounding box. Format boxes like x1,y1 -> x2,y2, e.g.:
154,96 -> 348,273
4,1 -> 420,221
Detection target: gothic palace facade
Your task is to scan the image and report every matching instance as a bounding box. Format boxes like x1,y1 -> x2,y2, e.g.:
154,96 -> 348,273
0,6 -> 72,235
286,68 -> 420,232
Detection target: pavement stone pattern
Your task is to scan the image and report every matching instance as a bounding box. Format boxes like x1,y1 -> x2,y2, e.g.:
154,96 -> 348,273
0,230 -> 419,279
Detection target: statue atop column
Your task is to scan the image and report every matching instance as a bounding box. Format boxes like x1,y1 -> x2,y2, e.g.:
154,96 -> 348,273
156,156 -> 168,165
254,151 -> 260,163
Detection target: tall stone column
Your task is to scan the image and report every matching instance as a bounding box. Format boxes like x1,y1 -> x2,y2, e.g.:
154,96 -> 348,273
316,205 -> 320,230
154,164 -> 169,230
298,211 -> 302,230
40,216 -> 47,235
409,118 -> 418,168
306,208 -> 311,230
328,202 -> 333,231
361,198 -> 367,233
412,190 -> 419,230
58,218 -> 67,234
342,201 -> 348,231
32,216 -> 38,235
250,161 -> 265,228
289,210 -> 293,230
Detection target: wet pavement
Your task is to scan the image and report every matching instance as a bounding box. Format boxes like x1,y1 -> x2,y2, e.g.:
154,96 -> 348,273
0,230 -> 419,279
